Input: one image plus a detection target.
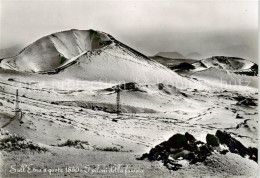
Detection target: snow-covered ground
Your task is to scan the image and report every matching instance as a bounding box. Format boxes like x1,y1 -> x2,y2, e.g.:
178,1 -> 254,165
0,68 -> 257,177
0,30 -> 258,177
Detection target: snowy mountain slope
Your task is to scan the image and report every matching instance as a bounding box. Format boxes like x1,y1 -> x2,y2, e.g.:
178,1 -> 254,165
0,29 -> 112,72
200,56 -> 256,71
174,56 -> 258,77
54,44 -> 190,83
0,29 -> 193,85
170,56 -> 258,89
190,68 -> 258,88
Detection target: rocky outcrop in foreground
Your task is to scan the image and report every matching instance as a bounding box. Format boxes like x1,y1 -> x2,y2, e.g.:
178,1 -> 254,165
137,130 -> 257,171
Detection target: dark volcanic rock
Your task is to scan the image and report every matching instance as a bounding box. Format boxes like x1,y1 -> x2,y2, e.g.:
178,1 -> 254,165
236,114 -> 243,119
158,83 -> 164,90
236,99 -> 257,107
206,134 -> 220,147
216,130 -> 247,157
185,132 -> 196,142
220,150 -> 229,155
251,63 -> 258,75
138,130 -> 258,171
7,78 -> 14,81
166,133 -> 188,149
115,82 -> 144,92
197,145 -> 212,162
170,62 -> 195,71
233,95 -> 248,102
248,147 -> 258,162
137,132 -> 208,170
215,130 -> 258,162
233,96 -> 257,107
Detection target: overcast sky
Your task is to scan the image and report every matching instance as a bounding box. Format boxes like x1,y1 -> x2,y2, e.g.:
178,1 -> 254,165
0,0 -> 258,61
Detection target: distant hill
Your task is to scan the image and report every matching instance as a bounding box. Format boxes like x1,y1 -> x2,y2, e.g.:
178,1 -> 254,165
150,56 -> 197,68
151,51 -> 201,67
173,56 -> 258,77
154,52 -> 184,59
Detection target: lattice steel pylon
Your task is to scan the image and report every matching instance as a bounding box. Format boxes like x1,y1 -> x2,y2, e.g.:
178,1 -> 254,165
115,87 -> 121,115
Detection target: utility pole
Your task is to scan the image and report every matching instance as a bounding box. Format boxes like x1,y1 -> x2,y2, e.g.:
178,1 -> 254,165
115,87 -> 121,115
1,89 -> 23,128
15,89 -> 19,112
14,89 -> 22,120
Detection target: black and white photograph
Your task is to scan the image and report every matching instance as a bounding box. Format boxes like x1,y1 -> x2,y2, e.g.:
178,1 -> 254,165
0,0 -> 258,177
